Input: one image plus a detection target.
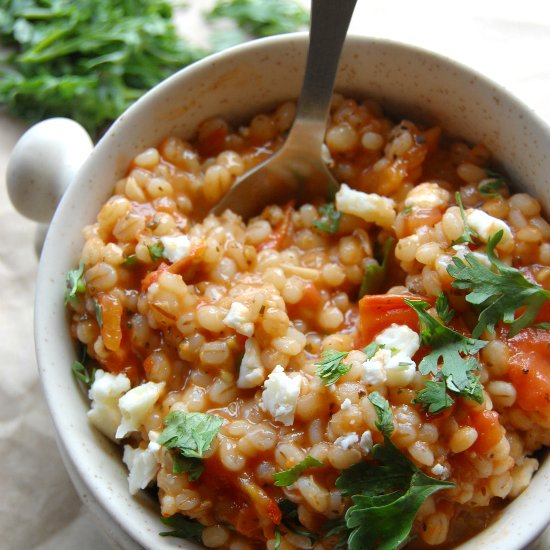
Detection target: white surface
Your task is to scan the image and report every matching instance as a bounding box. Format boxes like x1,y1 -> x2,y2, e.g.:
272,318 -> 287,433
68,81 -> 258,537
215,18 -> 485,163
1,1 -> 550,548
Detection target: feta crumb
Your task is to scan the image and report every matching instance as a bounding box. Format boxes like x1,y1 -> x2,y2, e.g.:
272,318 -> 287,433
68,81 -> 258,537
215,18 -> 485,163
335,183 -> 396,229
452,244 -> 491,269
384,357 -> 416,387
359,430 -> 374,454
260,365 -> 301,426
223,301 -> 254,337
335,433 -> 359,450
237,338 -> 266,389
87,370 -> 131,440
465,208 -> 513,244
405,182 -> 450,209
147,431 -> 161,454
160,234 -> 191,263
431,463 -> 450,479
361,349 -> 390,385
374,324 -> 420,358
341,398 -> 352,410
123,445 -> 160,495
116,381 -> 165,439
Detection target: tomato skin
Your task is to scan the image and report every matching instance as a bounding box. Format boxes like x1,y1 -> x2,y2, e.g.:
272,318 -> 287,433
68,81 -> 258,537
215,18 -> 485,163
469,410 -> 503,454
357,294 -> 432,347
506,327 -> 550,413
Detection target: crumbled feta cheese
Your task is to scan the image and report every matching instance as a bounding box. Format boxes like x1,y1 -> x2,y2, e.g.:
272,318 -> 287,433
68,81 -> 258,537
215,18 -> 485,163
147,431 -> 161,454
384,358 -> 416,387
237,338 -> 266,389
87,370 -> 131,440
223,301 -> 254,337
116,381 -> 165,439
260,365 -> 301,426
431,463 -> 450,479
405,182 -> 450,209
361,349 -> 390,385
341,398 -> 352,410
335,433 -> 359,450
374,324 -> 420,358
160,234 -> 191,263
335,183 -> 396,229
359,430 -> 374,454
123,445 -> 160,495
465,208 -> 513,244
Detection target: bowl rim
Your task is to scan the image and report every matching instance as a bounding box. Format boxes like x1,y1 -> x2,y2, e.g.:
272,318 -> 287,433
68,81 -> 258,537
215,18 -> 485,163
34,32 -> 550,550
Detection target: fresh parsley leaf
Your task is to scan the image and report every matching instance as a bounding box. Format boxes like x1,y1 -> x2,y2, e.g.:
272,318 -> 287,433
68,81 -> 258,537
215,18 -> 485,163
452,191 -> 478,245
448,230 -> 550,337
362,341 -> 384,360
94,299 -> 103,328
478,172 -> 507,197
208,0 -> 309,38
535,322 -> 550,331
172,454 -> 204,482
358,238 -> 395,298
273,456 -> 323,487
159,514 -> 204,542
368,391 -> 394,437
158,411 -> 223,458
312,203 -> 342,234
435,293 -> 454,324
335,393 -> 454,550
148,241 -> 165,262
315,350 -> 350,385
404,299 -> 486,392
122,254 -> 138,267
71,360 -> 96,386
274,525 -> 282,550
64,261 -> 86,304
413,380 -> 454,414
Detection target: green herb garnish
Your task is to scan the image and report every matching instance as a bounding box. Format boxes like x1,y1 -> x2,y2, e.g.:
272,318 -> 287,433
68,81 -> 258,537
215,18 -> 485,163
405,298 -> 486,413
274,525 -> 282,550
122,254 -> 138,267
64,261 -> 86,304
159,514 -> 203,542
362,341 -> 384,360
273,456 -> 323,487
358,237 -> 395,298
435,292 -> 454,324
172,454 -> 204,482
452,192 -> 478,245
158,411 -> 223,458
315,350 -> 350,385
71,361 -> 96,386
335,392 -> 454,550
313,203 -> 342,234
413,380 -> 454,414
478,170 -> 507,197
94,299 -> 103,328
448,230 -> 550,337
147,241 -> 165,262
278,500 -> 318,544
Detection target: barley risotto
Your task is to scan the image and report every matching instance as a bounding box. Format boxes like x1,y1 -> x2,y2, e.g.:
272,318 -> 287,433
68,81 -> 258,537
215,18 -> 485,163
66,94 -> 550,549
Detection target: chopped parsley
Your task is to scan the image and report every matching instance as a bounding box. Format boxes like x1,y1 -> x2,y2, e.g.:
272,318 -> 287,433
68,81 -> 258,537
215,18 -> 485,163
358,237 -> 395,298
405,298 -> 486,413
334,392 -> 454,550
64,261 -> 86,304
94,299 -> 103,328
478,171 -> 507,197
315,350 -> 350,385
414,380 -> 454,414
273,455 -> 323,486
122,254 -> 138,267
452,191 -> 478,245
448,230 -> 550,337
274,525 -> 282,550
362,341 -> 384,360
147,241 -> 165,262
313,203 -> 342,234
158,412 -> 223,481
435,292 -> 454,324
159,514 -> 204,542
71,360 -> 96,386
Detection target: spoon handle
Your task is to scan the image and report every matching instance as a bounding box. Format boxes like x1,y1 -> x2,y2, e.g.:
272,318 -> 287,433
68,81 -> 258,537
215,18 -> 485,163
295,0 -> 358,127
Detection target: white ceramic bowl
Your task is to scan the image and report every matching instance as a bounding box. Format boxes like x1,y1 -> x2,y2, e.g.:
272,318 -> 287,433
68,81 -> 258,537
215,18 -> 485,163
8,34 -> 550,550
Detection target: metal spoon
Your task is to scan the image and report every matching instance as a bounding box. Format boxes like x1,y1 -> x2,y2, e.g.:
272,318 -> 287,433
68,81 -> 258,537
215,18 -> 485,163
211,0 -> 358,219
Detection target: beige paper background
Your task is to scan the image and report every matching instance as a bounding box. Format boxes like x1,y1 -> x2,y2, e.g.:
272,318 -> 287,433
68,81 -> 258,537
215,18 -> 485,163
1,1 -> 550,548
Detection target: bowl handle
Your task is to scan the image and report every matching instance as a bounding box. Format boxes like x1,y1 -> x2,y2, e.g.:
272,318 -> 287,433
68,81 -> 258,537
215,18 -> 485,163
7,118 -> 93,224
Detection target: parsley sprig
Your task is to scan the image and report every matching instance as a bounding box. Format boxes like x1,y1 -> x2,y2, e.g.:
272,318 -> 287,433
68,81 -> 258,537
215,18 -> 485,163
158,412 -> 223,481
315,350 -> 350,385
64,261 -> 86,304
273,456 -> 323,487
405,298 -> 486,413
334,392 -> 454,550
452,192 -> 478,245
159,514 -> 203,541
448,230 -> 550,338
313,203 -> 342,234
478,170 -> 507,197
